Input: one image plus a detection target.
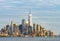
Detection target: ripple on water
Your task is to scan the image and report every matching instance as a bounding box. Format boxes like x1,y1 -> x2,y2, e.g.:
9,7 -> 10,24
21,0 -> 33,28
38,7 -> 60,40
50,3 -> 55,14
0,37 -> 60,41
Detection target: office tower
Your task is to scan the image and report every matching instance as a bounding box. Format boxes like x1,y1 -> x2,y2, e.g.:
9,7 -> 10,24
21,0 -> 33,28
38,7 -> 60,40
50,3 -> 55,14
15,24 -> 20,36
4,26 -> 6,31
25,21 -> 28,34
33,24 -> 37,36
33,24 -> 36,33
48,30 -> 54,37
43,28 -> 47,36
36,24 -> 41,36
36,24 -> 40,33
40,31 -> 43,37
22,19 -> 27,34
46,30 -> 51,37
10,21 -> 14,35
28,11 -> 32,26
19,24 -> 23,34
3,26 -> 8,34
3,26 -> 7,33
6,25 -> 10,34
12,24 -> 16,36
28,11 -> 33,35
13,24 -> 20,36
40,25 -> 42,32
6,25 -> 10,31
1,28 -> 4,33
51,32 -> 54,37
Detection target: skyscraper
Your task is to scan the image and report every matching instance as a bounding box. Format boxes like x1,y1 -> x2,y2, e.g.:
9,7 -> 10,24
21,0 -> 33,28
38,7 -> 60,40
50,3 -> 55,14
33,24 -> 36,33
28,11 -> 33,35
22,19 -> 27,34
28,11 -> 32,26
10,21 -> 14,35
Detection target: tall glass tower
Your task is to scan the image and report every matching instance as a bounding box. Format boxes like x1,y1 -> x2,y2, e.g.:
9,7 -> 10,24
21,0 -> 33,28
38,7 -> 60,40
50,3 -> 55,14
28,11 -> 32,26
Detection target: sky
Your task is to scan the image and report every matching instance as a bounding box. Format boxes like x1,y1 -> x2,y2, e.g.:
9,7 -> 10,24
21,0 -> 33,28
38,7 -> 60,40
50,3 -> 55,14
0,0 -> 60,35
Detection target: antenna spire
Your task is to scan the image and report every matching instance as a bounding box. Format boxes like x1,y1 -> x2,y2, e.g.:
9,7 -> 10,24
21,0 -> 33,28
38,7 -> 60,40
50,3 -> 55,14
29,8 -> 31,14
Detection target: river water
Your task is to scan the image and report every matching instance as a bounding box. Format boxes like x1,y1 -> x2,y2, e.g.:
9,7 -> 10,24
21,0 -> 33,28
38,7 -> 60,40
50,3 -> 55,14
0,37 -> 60,41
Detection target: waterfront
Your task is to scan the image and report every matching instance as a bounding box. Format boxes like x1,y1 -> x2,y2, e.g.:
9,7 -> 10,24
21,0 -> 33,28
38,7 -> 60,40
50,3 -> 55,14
0,37 -> 60,41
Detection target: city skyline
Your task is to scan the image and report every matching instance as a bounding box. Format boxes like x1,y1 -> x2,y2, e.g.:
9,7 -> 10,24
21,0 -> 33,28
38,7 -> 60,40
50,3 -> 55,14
0,18 -> 54,37
0,0 -> 60,35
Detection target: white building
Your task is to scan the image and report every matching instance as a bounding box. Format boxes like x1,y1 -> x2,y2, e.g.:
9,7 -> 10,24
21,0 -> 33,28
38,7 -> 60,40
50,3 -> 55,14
28,11 -> 32,26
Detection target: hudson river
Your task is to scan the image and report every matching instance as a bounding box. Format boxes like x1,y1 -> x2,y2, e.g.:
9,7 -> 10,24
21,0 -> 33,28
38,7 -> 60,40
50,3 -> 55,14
0,37 -> 60,41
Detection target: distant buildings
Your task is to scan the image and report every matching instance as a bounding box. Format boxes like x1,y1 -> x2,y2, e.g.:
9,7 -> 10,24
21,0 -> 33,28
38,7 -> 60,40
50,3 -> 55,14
0,11 -> 54,37
32,23 -> 54,37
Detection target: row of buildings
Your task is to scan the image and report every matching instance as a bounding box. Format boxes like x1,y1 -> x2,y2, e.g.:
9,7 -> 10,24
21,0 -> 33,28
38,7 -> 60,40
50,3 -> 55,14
0,11 -> 54,37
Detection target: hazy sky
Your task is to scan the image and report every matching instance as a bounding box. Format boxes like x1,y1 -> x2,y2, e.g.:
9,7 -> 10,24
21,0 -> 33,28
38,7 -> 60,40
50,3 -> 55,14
0,0 -> 60,35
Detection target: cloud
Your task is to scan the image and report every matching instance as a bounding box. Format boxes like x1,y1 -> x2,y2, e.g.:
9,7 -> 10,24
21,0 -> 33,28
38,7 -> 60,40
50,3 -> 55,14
0,0 -> 60,10
26,0 -> 60,7
11,1 -> 23,4
0,0 -> 5,2
0,5 -> 14,10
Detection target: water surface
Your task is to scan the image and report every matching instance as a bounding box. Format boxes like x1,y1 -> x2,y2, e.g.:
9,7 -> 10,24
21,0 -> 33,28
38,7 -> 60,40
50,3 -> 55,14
0,37 -> 60,41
